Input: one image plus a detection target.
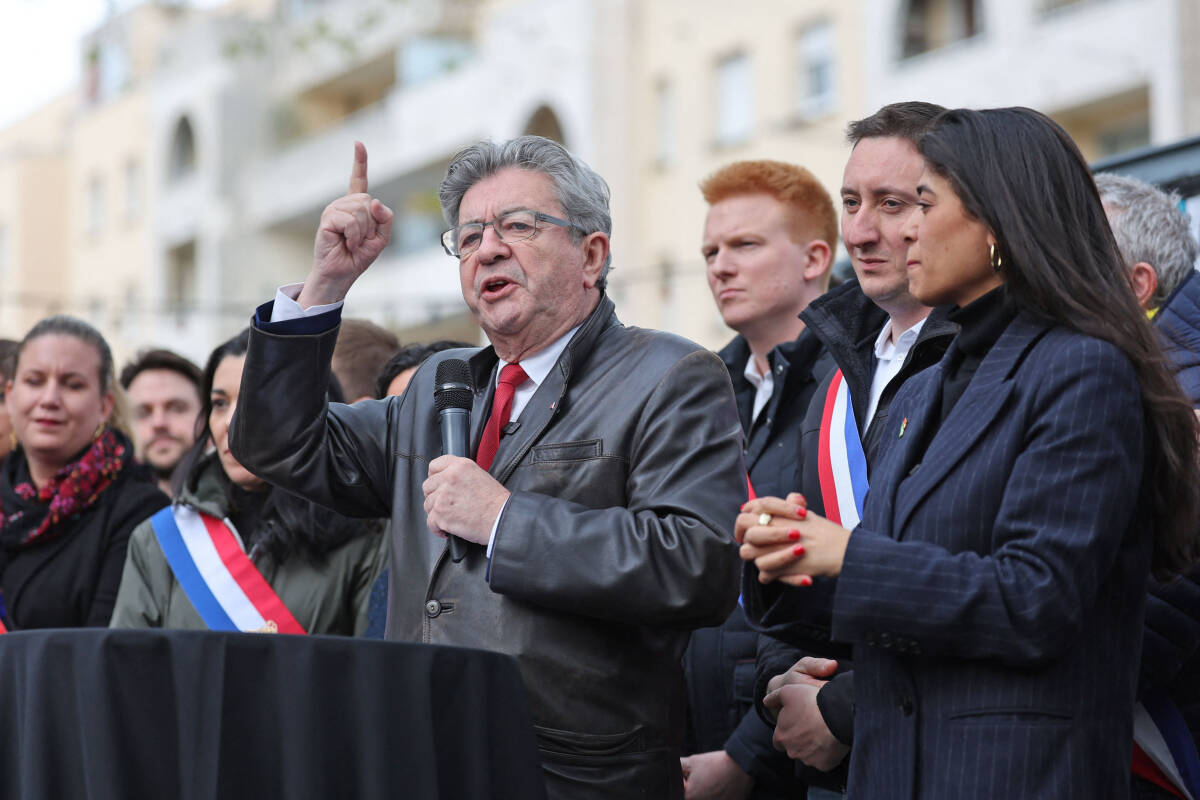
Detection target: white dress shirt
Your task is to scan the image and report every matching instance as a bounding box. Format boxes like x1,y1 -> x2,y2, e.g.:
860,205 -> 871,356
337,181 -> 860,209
742,353 -> 775,424
866,316 -> 927,425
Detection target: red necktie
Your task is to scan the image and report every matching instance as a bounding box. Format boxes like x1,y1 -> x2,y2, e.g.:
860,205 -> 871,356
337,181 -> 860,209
475,363 -> 528,471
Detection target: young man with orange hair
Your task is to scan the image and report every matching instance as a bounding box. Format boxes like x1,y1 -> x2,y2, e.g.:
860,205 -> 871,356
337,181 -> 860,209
682,160 -> 837,799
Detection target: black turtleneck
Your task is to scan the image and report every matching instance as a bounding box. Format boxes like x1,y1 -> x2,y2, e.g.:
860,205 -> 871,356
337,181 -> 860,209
938,285 -> 1018,424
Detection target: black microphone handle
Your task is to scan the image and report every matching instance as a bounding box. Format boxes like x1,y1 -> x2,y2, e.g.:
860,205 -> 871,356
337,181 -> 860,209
439,407 -> 471,563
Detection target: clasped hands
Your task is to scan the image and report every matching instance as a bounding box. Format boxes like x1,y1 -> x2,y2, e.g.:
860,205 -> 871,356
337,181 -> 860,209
735,493 -> 851,585
763,657 -> 849,771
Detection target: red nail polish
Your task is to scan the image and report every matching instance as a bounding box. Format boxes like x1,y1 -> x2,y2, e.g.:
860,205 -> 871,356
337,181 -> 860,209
788,530 -> 801,541
797,507 -> 808,519
799,576 -> 813,587
793,545 -> 805,556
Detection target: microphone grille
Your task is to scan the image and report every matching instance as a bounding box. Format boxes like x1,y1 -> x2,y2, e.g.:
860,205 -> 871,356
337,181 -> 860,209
434,359 -> 474,412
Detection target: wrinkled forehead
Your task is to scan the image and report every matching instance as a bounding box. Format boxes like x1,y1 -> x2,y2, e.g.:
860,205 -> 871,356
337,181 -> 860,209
458,168 -> 561,224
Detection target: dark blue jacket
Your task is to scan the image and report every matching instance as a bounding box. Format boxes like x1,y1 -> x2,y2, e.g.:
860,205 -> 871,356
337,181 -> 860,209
1142,271 -> 1200,754
1157,269 -> 1200,404
681,328 -> 828,798
749,314 -> 1152,798
747,282 -> 955,775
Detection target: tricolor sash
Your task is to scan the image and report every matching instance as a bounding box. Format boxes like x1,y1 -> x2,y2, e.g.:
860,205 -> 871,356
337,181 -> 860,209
149,506 -> 306,635
1133,691 -> 1200,800
817,369 -> 869,528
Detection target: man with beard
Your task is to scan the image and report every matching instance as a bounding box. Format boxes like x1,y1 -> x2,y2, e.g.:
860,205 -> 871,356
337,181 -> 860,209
120,349 -> 203,495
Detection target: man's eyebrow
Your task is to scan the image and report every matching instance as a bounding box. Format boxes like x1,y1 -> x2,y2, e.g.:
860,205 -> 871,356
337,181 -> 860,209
460,206 -> 532,225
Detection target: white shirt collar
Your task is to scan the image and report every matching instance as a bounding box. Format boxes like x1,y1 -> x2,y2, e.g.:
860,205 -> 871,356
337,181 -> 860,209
742,352 -> 775,423
873,316 -> 927,360
742,352 -> 766,388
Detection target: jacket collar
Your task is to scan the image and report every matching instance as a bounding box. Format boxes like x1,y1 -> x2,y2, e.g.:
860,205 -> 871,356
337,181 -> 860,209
801,279 -> 957,425
466,294 -> 616,392
466,294 -> 618,480
887,311 -> 1052,536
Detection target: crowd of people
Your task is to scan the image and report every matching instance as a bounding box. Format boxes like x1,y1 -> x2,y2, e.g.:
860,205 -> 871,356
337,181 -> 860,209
0,101 -> 1197,800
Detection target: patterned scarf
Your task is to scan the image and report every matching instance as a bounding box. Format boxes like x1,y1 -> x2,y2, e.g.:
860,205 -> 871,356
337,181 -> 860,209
0,427 -> 129,548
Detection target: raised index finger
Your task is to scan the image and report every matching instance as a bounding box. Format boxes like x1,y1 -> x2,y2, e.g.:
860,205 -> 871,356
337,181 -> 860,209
349,141 -> 368,194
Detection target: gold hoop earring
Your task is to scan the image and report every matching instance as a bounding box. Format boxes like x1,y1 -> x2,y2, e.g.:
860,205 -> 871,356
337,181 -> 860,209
94,422 -> 106,441
8,431 -> 16,451
989,243 -> 1004,273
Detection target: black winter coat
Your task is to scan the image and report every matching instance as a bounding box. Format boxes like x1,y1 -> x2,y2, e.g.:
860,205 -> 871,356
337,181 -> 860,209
0,446 -> 168,629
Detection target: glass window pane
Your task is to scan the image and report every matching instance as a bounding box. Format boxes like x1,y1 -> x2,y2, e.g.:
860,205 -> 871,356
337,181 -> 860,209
655,79 -> 676,166
797,21 -> 836,118
715,54 -> 752,146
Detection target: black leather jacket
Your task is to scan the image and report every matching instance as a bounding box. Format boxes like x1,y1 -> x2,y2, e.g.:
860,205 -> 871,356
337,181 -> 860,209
231,295 -> 746,800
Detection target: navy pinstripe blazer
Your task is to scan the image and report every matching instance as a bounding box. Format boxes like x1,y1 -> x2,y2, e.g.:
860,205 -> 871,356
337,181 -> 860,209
802,314 -> 1151,798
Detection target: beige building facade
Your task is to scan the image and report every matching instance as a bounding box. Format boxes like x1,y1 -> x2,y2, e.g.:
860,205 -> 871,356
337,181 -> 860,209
3,0 -> 1200,362
614,0 -> 866,349
0,96 -> 75,340
864,0 -> 1200,160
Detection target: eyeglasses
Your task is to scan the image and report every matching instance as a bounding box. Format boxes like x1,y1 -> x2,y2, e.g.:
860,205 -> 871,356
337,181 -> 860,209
441,209 -> 583,258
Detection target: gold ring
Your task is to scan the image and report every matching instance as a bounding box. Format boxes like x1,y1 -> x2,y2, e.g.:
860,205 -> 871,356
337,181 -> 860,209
757,513 -> 772,526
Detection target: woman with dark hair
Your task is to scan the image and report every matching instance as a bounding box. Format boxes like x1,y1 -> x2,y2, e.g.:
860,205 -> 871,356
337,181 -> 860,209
739,107 -> 1200,798
0,316 -> 168,629
110,329 -> 385,635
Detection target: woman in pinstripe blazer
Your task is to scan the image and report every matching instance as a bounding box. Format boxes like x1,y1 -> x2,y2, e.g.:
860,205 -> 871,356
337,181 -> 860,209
739,107 -> 1200,799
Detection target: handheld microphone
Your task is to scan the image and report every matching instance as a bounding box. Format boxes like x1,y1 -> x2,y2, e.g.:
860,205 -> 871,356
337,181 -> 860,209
434,359 -> 474,563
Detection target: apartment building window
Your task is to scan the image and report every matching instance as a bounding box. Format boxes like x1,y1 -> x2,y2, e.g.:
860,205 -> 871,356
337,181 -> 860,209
86,176 -> 105,237
1097,117 -> 1151,158
167,241 -> 196,318
99,42 -> 130,102
401,37 -> 473,86
124,159 -> 141,222
658,259 -> 679,332
714,53 -> 753,147
655,79 -> 677,167
1041,0 -> 1090,11
286,0 -> 334,20
900,0 -> 981,59
796,21 -> 837,119
169,117 -> 197,182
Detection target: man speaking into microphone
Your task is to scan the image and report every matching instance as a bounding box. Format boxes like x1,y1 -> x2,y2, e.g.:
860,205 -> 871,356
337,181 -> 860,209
230,137 -> 745,799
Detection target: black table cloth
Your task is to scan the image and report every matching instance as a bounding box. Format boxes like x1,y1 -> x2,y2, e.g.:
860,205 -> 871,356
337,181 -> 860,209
0,629 -> 547,800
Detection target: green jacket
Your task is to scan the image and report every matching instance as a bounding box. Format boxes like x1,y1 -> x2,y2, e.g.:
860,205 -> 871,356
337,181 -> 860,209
110,455 -> 386,636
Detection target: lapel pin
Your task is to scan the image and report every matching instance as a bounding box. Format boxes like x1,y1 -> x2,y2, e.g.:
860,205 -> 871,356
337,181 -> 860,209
899,417 -> 908,438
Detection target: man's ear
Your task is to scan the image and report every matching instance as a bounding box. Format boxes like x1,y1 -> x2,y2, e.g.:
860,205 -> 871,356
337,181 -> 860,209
1129,261 -> 1159,310
581,232 -> 611,289
803,239 -> 834,282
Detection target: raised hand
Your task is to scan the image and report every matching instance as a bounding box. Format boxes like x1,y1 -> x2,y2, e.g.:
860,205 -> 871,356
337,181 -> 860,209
298,141 -> 395,308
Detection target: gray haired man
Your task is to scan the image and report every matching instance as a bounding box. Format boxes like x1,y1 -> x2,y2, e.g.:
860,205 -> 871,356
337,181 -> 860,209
1095,172 -> 1198,311
230,138 -> 745,799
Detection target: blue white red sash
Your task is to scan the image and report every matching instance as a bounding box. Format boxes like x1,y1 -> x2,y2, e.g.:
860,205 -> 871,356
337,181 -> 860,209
149,506 -> 306,635
1133,691 -> 1200,800
816,369 -> 869,528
